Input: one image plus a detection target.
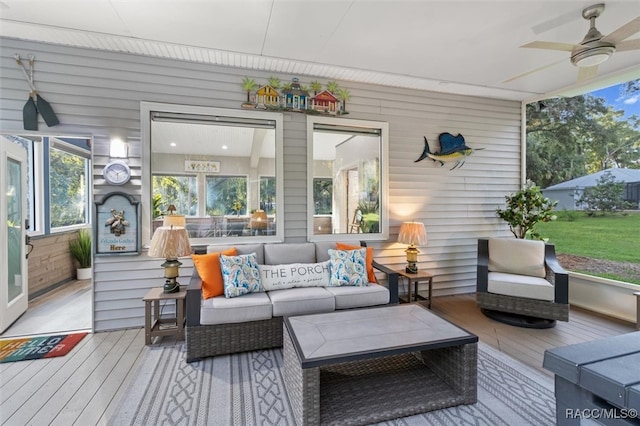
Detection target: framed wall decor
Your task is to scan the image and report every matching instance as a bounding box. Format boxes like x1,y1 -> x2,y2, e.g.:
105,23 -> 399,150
95,192 -> 141,255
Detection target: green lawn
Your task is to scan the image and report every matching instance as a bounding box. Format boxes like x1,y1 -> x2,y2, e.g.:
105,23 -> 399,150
536,210 -> 640,263
535,211 -> 640,284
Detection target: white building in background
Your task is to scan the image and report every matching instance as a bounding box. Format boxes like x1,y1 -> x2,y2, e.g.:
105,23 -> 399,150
543,168 -> 640,210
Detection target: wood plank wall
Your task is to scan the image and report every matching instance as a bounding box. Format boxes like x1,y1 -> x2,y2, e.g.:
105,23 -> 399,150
0,38 -> 521,332
27,232 -> 76,297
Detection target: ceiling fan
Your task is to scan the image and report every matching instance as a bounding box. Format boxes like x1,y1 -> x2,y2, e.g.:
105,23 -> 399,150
513,3 -> 640,82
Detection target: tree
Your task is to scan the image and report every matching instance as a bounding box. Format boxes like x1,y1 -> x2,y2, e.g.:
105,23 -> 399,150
526,95 -> 609,188
578,171 -> 629,215
267,76 -> 281,90
496,180 -> 557,240
336,88 -> 351,113
241,77 -> 257,103
623,79 -> 639,96
527,86 -> 640,187
310,80 -> 322,95
326,81 -> 339,93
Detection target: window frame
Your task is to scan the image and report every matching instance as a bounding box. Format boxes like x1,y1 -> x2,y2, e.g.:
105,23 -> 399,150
306,115 -> 389,242
141,102 -> 284,246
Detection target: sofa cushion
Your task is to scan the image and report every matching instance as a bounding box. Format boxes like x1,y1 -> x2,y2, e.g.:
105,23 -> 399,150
325,283 -> 389,309
264,243 -> 316,265
328,248 -> 368,287
200,292 -> 272,325
220,253 -> 263,298
488,238 -> 546,278
192,247 -> 238,299
208,243 -> 264,264
268,287 -> 335,317
259,261 -> 330,291
488,271 -> 554,301
315,241 -> 337,262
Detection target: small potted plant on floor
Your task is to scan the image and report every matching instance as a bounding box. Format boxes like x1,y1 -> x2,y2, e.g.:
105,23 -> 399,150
69,228 -> 92,280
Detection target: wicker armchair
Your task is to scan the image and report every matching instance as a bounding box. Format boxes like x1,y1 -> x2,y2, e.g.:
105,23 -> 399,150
476,238 -> 569,327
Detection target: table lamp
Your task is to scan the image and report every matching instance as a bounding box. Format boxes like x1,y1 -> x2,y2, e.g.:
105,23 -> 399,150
148,206 -> 191,293
397,221 -> 427,274
250,209 -> 268,233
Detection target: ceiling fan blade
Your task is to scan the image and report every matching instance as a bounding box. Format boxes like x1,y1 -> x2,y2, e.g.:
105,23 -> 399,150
577,65 -> 599,83
521,41 -> 576,52
602,16 -> 640,43
502,59 -> 566,83
616,38 -> 640,52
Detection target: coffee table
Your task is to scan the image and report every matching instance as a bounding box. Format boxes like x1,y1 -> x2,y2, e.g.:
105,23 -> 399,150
282,304 -> 478,426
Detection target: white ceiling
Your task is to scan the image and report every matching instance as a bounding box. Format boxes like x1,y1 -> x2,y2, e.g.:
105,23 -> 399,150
1,0 -> 640,101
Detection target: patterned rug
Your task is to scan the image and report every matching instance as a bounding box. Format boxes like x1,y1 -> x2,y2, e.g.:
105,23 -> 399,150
0,333 -> 87,363
109,341 -> 555,425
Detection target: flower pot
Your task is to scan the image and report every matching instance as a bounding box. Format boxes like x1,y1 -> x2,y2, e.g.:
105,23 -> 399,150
77,267 -> 92,281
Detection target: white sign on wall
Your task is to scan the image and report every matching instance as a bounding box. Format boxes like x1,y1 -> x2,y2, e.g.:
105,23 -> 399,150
184,160 -> 220,173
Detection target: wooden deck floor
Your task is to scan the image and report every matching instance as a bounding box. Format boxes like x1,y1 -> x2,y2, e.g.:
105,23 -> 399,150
0,293 -> 636,425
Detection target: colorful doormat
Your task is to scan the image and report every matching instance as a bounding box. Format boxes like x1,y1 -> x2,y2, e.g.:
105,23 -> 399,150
0,332 -> 87,363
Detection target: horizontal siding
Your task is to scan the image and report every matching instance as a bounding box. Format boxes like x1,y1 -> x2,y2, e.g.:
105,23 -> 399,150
1,37 -> 521,332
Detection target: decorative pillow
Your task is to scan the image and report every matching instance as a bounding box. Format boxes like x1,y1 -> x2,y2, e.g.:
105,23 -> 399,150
328,248 -> 368,287
220,253 -> 262,298
259,261 -> 330,291
191,247 -> 237,299
336,243 -> 377,283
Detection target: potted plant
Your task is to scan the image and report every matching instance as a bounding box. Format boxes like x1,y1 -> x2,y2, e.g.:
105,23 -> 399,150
69,228 -> 92,280
496,180 -> 557,240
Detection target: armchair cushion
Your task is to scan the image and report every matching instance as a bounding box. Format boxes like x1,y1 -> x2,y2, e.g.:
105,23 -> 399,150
488,238 -> 546,278
488,272 -> 554,301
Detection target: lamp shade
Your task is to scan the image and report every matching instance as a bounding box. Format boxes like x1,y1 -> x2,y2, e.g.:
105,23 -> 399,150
148,226 -> 191,259
397,221 -> 427,246
163,214 -> 185,228
250,209 -> 268,229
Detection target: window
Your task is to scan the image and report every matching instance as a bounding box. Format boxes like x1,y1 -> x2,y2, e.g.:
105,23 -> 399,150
206,176 -> 248,215
260,176 -> 276,214
313,178 -> 333,214
49,140 -> 91,230
307,116 -> 388,241
143,103 -> 284,244
3,135 -> 91,235
152,175 -> 198,217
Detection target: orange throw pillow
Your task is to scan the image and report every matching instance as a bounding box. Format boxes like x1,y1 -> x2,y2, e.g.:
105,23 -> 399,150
336,243 -> 377,283
192,248 -> 237,299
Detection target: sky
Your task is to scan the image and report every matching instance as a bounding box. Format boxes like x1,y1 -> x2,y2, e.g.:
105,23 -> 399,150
589,81 -> 640,120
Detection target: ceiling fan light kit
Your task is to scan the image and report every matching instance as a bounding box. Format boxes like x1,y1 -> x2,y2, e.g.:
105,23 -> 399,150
515,3 -> 640,82
571,44 -> 615,67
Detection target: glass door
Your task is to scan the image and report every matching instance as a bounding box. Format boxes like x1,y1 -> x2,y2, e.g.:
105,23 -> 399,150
1,136 -> 28,333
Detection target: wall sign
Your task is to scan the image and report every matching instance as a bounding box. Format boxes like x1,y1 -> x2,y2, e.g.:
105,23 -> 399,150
185,160 -> 220,173
95,192 -> 140,255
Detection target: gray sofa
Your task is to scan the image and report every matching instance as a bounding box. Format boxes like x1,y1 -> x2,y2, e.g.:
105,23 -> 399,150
186,241 -> 399,362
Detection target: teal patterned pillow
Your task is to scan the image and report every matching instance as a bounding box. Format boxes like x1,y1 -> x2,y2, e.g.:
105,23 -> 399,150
220,253 -> 262,298
328,248 -> 368,287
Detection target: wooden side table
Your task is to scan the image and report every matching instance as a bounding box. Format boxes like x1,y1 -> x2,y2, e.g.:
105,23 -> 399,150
394,269 -> 434,308
142,286 -> 187,345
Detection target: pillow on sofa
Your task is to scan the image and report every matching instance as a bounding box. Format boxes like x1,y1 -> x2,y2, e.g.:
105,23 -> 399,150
220,253 -> 262,298
259,261 -> 330,291
192,247 -> 237,299
336,242 -> 377,283
328,248 -> 368,287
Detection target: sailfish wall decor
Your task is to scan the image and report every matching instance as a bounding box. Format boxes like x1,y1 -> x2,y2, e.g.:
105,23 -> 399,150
415,133 -> 483,170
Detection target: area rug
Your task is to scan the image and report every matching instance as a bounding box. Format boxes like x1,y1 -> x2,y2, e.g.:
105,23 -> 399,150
0,332 -> 87,363
109,341 -> 555,425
